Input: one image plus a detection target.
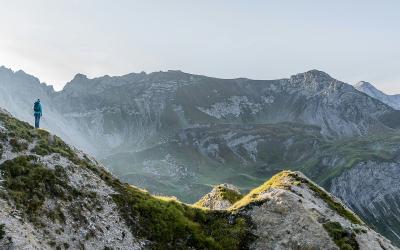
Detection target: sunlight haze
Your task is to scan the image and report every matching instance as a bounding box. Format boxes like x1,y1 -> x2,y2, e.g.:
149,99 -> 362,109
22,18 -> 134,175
0,0 -> 399,93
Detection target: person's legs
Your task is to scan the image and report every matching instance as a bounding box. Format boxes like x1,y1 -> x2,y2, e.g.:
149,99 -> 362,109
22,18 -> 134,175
34,114 -> 40,128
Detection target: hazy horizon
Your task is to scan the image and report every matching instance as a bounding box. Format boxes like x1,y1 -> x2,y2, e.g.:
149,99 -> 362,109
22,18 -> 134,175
2,64 -> 399,96
1,0 -> 399,93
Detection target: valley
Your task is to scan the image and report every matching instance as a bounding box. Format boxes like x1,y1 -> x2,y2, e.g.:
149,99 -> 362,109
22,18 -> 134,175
1,66 -> 400,246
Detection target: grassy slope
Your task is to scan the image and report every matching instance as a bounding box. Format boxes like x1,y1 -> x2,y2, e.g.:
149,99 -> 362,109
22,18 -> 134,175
300,132 -> 400,184
0,112 -> 395,248
99,112 -> 400,248
0,112 -> 255,249
104,121 -> 400,205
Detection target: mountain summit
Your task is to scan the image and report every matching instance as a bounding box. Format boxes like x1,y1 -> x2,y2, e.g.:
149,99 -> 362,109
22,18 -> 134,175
355,81 -> 400,110
290,69 -> 334,82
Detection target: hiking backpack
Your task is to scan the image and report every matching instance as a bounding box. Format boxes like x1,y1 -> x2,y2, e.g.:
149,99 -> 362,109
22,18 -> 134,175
34,102 -> 41,112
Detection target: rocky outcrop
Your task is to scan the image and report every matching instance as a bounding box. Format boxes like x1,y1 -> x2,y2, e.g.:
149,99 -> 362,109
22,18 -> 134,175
226,171 -> 398,250
194,184 -> 242,210
1,109 -> 398,249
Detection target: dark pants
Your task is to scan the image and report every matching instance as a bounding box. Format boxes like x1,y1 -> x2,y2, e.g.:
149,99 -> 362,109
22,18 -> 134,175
34,114 -> 41,128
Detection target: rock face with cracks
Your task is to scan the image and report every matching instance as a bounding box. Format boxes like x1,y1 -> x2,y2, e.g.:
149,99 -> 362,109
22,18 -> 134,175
0,108 -> 398,249
233,171 -> 398,250
3,67 -> 400,245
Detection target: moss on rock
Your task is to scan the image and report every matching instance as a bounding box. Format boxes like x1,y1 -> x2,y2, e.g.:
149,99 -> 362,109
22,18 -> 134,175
9,138 -> 28,152
215,185 -> 243,204
291,173 -> 363,225
0,113 -> 35,142
0,156 -> 81,224
110,181 -> 254,249
323,221 -> 359,250
31,130 -> 76,161
194,184 -> 243,210
230,171 -> 295,210
230,171 -> 363,225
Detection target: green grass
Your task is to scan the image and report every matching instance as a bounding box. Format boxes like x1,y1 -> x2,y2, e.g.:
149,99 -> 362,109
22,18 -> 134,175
0,112 -> 33,153
0,156 -> 82,224
112,185 -> 253,249
0,113 -> 35,142
74,151 -> 254,249
216,185 -> 243,204
0,112 -> 78,161
64,147 -> 257,249
230,171 -> 362,225
0,110 -> 371,248
108,169 -> 254,249
230,171 -> 295,210
307,133 -> 400,186
30,129 -> 77,161
323,221 -> 359,250
9,138 -> 28,152
194,184 -> 244,209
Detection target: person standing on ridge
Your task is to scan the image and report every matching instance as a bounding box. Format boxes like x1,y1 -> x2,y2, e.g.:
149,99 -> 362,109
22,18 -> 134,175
33,99 -> 42,128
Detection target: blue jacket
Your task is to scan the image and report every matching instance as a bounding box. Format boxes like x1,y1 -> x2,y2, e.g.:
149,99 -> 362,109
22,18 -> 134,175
34,101 -> 42,116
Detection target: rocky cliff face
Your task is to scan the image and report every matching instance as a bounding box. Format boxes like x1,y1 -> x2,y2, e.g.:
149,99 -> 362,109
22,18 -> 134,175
355,81 -> 400,110
0,109 -> 397,249
331,160 -> 400,246
195,171 -> 398,250
2,67 -> 398,156
50,70 -> 398,156
233,171 -> 398,250
2,66 -> 400,246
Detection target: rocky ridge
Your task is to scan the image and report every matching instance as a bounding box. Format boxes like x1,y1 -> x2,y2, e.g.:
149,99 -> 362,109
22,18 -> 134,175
2,66 -> 400,246
355,81 -> 400,110
0,108 -> 398,249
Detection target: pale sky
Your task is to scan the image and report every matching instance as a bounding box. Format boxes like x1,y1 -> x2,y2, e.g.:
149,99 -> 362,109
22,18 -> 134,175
0,0 -> 399,93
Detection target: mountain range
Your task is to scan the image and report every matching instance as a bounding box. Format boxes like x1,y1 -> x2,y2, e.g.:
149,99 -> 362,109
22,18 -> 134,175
0,109 -> 397,249
1,65 -> 400,246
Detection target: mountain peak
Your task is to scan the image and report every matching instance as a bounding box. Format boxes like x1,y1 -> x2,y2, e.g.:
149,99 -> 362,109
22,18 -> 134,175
62,73 -> 89,91
290,69 -> 334,83
72,73 -> 88,81
354,81 -> 385,95
305,69 -> 332,77
354,81 -> 400,109
306,69 -> 332,77
0,65 -> 12,72
355,81 -> 375,89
